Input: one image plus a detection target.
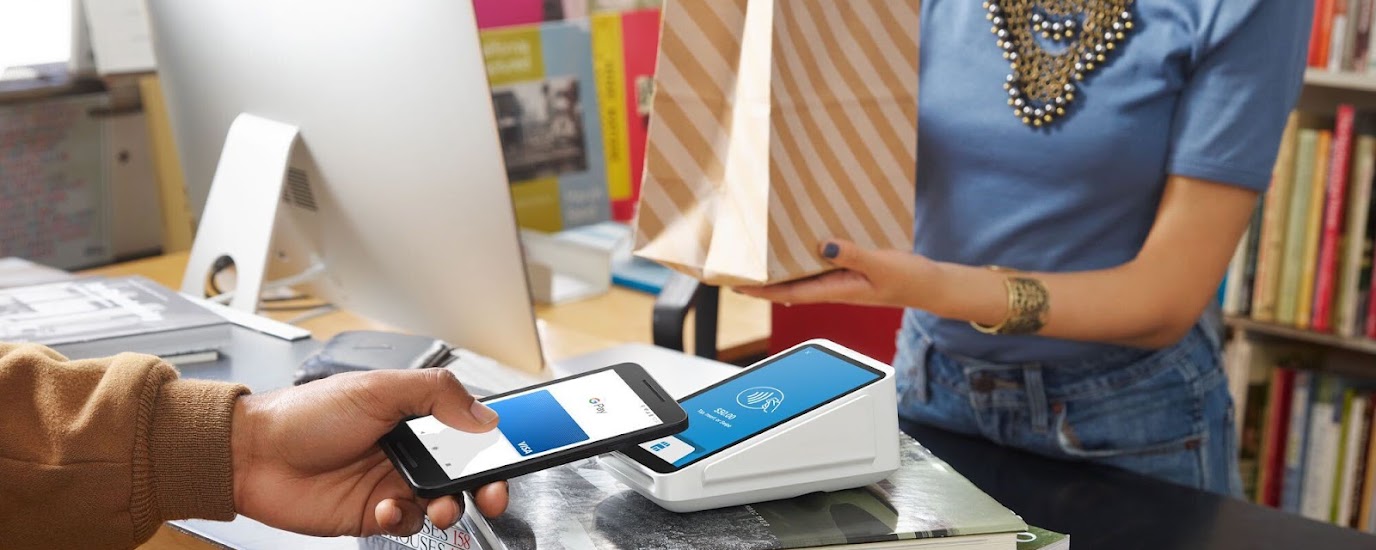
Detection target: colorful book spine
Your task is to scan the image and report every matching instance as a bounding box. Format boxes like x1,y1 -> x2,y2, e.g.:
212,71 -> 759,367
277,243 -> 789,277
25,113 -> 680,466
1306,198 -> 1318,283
1279,129 -> 1321,325
1255,113 -> 1301,322
1354,0 -> 1375,71
1300,376 -> 1340,522
1338,119 -> 1376,337
481,20 -> 612,233
1297,130 -> 1333,329
1282,370 -> 1314,514
473,0 -> 569,29
1331,390 -> 1357,523
590,8 -> 661,222
1360,396 -> 1376,531
1260,367 -> 1297,508
1339,393 -> 1370,526
1312,0 -> 1335,68
1329,0 -> 1350,71
1314,106 -> 1357,332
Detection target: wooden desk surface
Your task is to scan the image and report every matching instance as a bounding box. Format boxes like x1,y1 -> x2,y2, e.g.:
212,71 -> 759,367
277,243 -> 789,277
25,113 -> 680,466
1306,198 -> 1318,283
85,252 -> 769,550
88,252 -> 771,363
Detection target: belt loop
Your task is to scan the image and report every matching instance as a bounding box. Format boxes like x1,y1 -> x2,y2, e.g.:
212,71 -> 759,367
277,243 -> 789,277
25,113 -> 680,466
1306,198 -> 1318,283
1024,365 -> 1049,434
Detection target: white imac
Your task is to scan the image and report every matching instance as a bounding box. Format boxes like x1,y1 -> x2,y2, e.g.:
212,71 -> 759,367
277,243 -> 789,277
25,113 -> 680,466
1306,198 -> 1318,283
143,0 -> 546,372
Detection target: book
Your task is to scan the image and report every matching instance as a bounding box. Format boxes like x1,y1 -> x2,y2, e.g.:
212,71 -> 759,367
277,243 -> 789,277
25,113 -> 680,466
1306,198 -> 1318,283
0,275 -> 230,360
479,433 -> 1028,549
473,0 -> 573,29
591,8 -> 660,222
1313,105 -> 1357,332
1312,0 -> 1336,68
1239,198 -> 1265,316
481,19 -> 613,233
1259,366 -> 1297,507
1300,375 -> 1342,522
1329,0 -> 1351,71
1338,392 -> 1371,526
1015,527 -> 1069,550
0,257 -> 74,289
1337,117 -> 1376,337
1331,389 -> 1359,523
1254,112 -> 1301,322
1297,130 -> 1333,329
1361,396 -> 1376,531
1239,362 -> 1272,502
1353,0 -> 1374,72
1282,370 -> 1315,513
1279,128 -> 1321,325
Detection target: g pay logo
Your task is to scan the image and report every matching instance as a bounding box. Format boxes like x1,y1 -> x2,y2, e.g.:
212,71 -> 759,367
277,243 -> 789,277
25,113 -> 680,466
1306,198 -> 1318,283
736,387 -> 784,413
589,398 -> 607,414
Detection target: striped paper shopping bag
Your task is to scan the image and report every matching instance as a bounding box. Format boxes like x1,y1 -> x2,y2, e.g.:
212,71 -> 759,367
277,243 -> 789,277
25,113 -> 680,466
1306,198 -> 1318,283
633,0 -> 919,286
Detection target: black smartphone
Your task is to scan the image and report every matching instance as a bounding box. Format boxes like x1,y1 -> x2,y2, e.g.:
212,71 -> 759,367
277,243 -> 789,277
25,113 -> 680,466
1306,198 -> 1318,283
617,342 -> 886,473
381,363 -> 687,498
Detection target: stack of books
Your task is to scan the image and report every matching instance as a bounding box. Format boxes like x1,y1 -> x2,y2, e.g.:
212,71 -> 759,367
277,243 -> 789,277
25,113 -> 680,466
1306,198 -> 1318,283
368,433 -> 1069,550
0,274 -> 231,364
1230,347 -> 1376,533
1308,0 -> 1376,74
476,1 -> 664,232
1222,107 -> 1376,340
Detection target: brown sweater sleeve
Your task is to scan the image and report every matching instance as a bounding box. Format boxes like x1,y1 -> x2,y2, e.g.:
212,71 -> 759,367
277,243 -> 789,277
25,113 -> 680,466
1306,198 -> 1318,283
0,343 -> 251,550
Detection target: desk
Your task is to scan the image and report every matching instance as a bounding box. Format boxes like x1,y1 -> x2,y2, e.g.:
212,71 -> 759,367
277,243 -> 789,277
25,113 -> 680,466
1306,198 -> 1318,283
86,252 -> 772,362
101,254 -> 1374,549
80,253 -> 766,549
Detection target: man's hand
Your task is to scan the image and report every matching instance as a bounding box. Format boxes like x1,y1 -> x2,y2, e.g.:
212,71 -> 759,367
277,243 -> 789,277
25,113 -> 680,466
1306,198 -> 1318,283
230,369 -> 508,537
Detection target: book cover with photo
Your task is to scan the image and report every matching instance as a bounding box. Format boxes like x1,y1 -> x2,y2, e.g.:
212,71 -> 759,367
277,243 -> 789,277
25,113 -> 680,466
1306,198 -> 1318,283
482,20 -> 612,232
470,433 -> 1027,549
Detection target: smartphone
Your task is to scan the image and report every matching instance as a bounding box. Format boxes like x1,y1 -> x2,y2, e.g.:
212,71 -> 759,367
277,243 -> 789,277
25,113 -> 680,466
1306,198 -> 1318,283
381,363 -> 687,497
618,342 -> 886,473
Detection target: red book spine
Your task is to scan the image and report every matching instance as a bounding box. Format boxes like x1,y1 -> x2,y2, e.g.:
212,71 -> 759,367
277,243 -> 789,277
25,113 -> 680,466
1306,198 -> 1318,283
1367,266 -> 1376,338
1262,368 -> 1297,508
1313,105 -> 1357,332
614,8 -> 661,222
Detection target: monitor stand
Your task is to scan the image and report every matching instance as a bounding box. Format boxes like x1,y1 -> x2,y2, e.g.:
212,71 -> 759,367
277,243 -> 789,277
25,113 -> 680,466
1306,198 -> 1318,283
181,113 -> 300,315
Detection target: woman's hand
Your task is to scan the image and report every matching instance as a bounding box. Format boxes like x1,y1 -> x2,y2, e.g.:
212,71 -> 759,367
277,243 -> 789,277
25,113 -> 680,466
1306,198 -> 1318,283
230,368 -> 508,538
735,240 -> 944,309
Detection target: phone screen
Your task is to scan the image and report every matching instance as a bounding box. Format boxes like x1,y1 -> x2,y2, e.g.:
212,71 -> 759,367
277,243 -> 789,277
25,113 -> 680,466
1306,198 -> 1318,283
406,369 -> 662,480
635,345 -> 882,469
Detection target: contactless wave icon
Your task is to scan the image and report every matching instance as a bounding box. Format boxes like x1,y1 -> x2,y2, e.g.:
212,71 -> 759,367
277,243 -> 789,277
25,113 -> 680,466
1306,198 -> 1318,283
736,387 -> 785,413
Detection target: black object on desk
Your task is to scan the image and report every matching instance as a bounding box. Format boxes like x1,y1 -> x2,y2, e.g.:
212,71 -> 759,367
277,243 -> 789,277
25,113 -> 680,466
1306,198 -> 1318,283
903,420 -> 1376,550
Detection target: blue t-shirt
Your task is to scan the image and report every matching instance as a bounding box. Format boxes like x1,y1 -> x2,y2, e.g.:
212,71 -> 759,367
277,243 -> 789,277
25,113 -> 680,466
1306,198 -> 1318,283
907,0 -> 1312,363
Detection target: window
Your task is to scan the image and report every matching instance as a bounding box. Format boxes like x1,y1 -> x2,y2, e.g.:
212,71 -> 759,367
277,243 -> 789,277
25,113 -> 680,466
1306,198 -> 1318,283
0,1 -> 72,76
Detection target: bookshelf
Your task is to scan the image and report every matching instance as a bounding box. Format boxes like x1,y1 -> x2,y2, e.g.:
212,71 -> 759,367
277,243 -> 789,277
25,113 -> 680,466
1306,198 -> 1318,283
1226,315 -> 1376,357
1306,68 -> 1376,94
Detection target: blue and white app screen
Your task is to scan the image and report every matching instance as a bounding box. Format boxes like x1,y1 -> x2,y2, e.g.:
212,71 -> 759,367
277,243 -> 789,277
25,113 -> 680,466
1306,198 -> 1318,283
639,346 -> 881,467
406,370 -> 661,480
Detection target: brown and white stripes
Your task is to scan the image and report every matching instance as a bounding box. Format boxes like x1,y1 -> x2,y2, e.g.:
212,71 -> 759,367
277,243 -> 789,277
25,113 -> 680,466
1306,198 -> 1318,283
634,0 -> 919,286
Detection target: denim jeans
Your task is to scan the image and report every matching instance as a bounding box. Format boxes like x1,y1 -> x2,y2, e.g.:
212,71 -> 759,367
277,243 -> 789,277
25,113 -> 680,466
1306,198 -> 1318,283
894,315 -> 1243,497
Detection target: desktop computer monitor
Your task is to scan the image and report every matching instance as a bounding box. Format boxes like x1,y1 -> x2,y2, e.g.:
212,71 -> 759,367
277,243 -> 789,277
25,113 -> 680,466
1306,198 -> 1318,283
144,0 -> 546,372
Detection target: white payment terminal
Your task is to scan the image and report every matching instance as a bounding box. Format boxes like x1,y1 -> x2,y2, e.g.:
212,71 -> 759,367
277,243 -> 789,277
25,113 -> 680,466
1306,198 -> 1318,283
599,339 -> 900,513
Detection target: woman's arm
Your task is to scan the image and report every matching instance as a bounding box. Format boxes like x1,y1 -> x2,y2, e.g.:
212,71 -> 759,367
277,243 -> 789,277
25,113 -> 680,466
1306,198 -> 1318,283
738,175 -> 1257,349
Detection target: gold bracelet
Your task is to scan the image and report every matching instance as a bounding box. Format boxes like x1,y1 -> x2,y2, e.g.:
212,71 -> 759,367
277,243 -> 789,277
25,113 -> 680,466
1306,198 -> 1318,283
971,266 -> 1050,336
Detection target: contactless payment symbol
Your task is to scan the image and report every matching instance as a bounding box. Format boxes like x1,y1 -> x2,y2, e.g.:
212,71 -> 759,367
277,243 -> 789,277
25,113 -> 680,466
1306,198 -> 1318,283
736,386 -> 784,413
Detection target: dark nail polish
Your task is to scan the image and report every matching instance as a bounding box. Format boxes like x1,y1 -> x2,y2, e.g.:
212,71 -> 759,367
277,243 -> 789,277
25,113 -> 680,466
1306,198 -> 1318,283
822,243 -> 840,259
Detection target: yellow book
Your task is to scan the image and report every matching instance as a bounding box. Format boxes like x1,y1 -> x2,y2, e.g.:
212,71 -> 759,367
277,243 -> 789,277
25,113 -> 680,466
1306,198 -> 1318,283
1296,130 -> 1332,330
1253,112 -> 1300,322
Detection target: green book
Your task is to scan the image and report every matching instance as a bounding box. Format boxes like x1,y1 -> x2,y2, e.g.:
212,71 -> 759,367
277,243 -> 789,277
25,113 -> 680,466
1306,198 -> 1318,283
461,433 -> 1029,549
1017,526 -> 1070,550
1278,128 -> 1320,325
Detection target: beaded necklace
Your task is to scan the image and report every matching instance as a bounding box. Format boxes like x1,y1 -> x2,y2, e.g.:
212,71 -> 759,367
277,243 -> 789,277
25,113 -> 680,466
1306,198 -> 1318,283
984,0 -> 1136,127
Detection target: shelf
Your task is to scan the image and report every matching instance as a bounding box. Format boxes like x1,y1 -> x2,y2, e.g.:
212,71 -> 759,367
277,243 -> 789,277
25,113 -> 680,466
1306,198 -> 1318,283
1224,315 -> 1376,355
1304,68 -> 1376,93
